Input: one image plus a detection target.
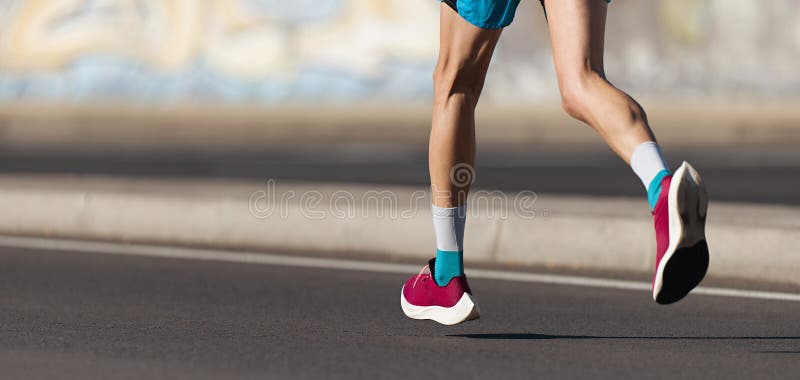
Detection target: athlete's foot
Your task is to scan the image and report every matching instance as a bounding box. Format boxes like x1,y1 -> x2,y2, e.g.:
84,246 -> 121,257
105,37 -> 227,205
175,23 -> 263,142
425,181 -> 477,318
400,258 -> 480,325
651,161 -> 710,304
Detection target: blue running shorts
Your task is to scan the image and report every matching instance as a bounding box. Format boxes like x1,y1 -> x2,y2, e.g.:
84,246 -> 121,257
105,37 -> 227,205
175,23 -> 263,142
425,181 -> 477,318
442,0 -> 521,29
442,0 -> 611,29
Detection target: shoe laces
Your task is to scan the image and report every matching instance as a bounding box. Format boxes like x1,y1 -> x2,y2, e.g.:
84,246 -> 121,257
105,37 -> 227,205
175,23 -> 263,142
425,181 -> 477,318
412,264 -> 431,288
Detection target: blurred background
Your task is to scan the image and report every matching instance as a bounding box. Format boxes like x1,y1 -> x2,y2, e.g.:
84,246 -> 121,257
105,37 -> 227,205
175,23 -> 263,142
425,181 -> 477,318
0,0 -> 798,202
2,0 -> 800,103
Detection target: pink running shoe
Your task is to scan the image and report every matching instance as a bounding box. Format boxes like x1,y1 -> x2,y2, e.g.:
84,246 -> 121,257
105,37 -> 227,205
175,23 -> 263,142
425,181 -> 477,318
400,259 -> 480,325
652,161 -> 710,304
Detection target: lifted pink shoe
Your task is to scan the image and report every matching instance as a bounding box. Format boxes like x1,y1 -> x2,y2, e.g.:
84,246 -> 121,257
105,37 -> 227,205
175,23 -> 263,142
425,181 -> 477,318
652,162 -> 710,304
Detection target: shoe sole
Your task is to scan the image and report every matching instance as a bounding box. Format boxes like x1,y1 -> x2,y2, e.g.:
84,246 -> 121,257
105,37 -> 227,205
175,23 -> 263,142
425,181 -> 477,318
653,162 -> 710,305
400,290 -> 480,325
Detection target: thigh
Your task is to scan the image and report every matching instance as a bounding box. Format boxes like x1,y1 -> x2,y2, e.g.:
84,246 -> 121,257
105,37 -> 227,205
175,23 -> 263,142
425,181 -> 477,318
543,0 -> 608,82
437,3 -> 502,81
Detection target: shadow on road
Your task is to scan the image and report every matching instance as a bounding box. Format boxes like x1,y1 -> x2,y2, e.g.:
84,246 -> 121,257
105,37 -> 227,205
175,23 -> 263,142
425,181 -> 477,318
448,333 -> 800,341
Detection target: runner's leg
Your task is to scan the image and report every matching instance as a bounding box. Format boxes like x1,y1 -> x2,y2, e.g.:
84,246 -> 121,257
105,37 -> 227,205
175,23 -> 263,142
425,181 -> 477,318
399,2 -> 506,325
544,0 -> 670,207
429,3 -> 501,286
431,3 -> 501,207
544,0 -> 655,163
544,0 -> 708,304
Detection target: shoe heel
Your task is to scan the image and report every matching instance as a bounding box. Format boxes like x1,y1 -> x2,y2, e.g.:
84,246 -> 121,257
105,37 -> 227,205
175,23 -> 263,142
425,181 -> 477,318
685,162 -> 708,221
675,163 -> 690,221
464,294 -> 481,322
674,162 -> 705,247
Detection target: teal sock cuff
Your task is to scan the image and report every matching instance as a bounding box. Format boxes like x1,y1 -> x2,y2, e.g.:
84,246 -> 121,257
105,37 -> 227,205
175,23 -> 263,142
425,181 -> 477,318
647,169 -> 671,209
434,249 -> 464,286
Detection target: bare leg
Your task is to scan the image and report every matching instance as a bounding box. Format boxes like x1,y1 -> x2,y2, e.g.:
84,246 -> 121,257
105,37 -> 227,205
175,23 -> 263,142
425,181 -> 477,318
430,4 -> 502,207
544,0 -> 655,164
544,1 -> 709,305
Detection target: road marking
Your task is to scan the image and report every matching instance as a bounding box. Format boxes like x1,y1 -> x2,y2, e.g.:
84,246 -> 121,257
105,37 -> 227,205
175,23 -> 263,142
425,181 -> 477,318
1,235 -> 799,302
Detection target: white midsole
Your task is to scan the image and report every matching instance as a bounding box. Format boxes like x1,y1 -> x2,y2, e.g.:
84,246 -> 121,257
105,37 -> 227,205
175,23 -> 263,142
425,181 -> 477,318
652,162 -> 708,300
401,290 -> 480,326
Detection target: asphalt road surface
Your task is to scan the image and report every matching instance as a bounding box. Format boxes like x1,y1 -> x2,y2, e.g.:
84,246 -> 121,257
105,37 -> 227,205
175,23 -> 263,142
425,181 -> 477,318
1,144 -> 799,205
2,246 -> 799,379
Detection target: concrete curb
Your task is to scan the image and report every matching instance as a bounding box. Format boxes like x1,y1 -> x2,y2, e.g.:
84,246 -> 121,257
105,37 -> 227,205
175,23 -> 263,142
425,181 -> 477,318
0,175 -> 798,286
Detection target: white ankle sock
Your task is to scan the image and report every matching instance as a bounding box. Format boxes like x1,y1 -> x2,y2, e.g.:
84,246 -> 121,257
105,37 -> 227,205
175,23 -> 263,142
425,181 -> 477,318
431,205 -> 467,252
630,141 -> 669,189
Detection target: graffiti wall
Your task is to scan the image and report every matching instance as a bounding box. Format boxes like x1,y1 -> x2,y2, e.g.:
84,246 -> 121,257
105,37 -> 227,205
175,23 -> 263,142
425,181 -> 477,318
0,0 -> 798,105
0,0 -> 439,103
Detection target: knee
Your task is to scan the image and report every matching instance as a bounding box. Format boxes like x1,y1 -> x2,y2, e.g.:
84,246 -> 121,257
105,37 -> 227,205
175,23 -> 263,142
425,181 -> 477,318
560,84 -> 588,121
558,70 -> 603,122
433,58 -> 484,109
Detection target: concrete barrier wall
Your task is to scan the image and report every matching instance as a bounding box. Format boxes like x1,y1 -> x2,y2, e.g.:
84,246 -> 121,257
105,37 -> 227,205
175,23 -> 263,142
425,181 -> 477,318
1,0 -> 798,104
1,176 -> 798,286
